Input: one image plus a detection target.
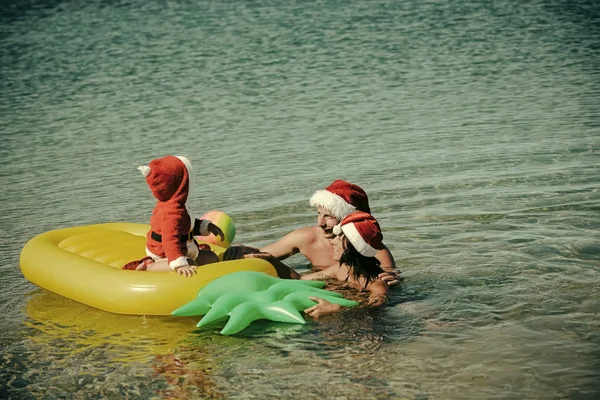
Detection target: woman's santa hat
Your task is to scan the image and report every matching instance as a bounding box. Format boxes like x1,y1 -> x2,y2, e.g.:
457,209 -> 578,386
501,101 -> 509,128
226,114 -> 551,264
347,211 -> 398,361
310,180 -> 371,220
332,211 -> 383,257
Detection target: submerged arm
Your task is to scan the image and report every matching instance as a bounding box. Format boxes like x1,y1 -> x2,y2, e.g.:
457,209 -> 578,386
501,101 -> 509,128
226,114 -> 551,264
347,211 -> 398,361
243,252 -> 301,280
305,271 -> 389,318
299,265 -> 338,281
365,279 -> 389,306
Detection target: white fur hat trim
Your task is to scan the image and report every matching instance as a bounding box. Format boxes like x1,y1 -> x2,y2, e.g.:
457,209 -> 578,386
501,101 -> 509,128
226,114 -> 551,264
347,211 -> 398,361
341,223 -> 378,257
310,190 -> 356,220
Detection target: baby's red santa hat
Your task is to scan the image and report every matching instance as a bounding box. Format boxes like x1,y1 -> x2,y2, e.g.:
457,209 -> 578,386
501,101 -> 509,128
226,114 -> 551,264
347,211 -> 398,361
138,155 -> 194,204
310,180 -> 371,220
332,211 -> 383,257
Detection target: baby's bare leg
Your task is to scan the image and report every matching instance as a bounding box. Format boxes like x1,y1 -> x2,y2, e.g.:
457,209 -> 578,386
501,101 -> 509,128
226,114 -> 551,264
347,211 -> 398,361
145,258 -> 170,272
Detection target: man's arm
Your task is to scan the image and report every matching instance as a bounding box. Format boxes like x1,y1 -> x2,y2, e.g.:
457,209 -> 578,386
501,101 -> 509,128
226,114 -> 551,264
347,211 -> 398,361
243,253 -> 301,280
222,227 -> 311,262
260,227 -> 312,260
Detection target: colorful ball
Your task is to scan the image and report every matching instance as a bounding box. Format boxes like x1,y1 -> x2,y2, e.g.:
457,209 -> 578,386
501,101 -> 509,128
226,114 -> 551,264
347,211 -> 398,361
195,210 -> 236,248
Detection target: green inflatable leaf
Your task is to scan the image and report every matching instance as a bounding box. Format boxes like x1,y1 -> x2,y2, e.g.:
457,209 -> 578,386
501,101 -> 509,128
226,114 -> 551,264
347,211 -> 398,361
172,271 -> 359,335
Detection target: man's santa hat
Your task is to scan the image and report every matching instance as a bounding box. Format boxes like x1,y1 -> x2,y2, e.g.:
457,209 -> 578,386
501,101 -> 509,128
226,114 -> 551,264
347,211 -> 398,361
332,211 -> 383,257
310,180 -> 371,220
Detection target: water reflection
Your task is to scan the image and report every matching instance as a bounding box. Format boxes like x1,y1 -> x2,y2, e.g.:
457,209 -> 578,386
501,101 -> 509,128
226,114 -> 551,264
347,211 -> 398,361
16,286 -> 427,399
25,291 -> 196,361
21,290 -> 223,399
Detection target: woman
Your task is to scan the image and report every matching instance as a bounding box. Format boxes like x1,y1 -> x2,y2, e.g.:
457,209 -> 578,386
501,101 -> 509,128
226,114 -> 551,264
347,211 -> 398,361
246,211 -> 389,317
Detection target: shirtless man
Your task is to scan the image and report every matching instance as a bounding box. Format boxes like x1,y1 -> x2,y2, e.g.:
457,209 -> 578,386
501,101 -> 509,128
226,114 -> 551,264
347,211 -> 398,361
226,180 -> 400,285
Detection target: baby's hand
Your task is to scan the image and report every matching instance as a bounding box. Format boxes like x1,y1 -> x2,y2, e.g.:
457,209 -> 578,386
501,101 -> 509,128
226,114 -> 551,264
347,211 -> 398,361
175,265 -> 197,277
208,223 -> 225,242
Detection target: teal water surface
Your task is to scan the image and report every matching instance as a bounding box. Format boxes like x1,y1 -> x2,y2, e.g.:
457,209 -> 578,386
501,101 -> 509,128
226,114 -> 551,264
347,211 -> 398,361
1,0 -> 599,399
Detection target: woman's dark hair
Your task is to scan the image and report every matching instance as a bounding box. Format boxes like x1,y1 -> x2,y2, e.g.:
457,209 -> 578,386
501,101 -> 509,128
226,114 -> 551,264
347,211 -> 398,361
339,236 -> 383,287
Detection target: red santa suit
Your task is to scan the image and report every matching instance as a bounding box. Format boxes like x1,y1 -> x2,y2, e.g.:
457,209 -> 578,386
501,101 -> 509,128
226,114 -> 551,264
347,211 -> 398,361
138,155 -> 203,270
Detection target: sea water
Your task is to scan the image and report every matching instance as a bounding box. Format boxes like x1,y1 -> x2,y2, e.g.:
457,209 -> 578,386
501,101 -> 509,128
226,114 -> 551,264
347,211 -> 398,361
1,0 -> 599,398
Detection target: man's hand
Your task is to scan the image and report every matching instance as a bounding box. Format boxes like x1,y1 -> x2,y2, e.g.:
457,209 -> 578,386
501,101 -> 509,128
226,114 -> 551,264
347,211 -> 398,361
208,222 -> 225,242
243,251 -> 276,262
378,270 -> 401,286
175,265 -> 197,277
304,296 -> 342,318
223,245 -> 261,261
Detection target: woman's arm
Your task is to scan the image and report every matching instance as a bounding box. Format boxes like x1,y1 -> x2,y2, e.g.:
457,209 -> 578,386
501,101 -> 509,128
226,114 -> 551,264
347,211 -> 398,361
365,279 -> 389,306
303,267 -> 388,317
304,286 -> 387,317
368,279 -> 389,296
304,297 -> 342,318
376,245 -> 401,286
376,245 -> 396,271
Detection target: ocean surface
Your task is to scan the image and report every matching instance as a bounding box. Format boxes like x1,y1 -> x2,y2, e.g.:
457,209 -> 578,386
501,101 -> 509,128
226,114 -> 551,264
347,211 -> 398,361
1,0 -> 599,398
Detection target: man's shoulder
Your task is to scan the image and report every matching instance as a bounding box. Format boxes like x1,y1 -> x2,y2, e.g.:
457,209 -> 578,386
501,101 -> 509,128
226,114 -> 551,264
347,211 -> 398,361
291,225 -> 319,234
289,225 -> 320,238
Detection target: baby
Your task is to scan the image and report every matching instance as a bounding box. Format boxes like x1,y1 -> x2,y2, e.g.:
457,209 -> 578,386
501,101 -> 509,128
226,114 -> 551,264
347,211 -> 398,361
123,155 -> 223,277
